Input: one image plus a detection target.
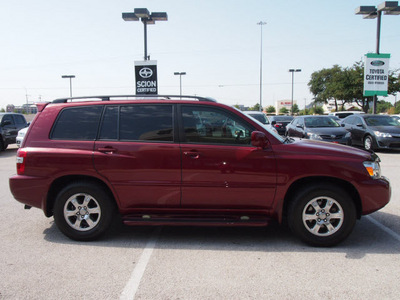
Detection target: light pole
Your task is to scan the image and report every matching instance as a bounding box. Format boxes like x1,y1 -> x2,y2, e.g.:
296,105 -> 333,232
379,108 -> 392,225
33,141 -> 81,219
174,72 -> 186,96
122,8 -> 168,61
257,21 -> 267,112
355,1 -> 400,114
61,75 -> 75,97
289,69 -> 301,115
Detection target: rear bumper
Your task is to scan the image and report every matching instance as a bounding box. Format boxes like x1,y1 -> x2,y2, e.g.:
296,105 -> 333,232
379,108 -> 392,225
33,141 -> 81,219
9,175 -> 49,213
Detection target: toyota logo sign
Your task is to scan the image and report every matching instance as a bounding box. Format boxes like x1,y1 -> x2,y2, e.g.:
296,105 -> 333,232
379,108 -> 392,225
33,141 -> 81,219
139,67 -> 153,79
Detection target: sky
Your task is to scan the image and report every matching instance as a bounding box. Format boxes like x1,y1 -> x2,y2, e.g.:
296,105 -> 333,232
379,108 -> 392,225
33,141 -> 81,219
0,0 -> 399,110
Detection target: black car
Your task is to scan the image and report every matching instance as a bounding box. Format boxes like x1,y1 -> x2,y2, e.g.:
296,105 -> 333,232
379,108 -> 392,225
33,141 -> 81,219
269,115 -> 294,135
341,114 -> 400,151
0,113 -> 28,151
286,115 -> 351,145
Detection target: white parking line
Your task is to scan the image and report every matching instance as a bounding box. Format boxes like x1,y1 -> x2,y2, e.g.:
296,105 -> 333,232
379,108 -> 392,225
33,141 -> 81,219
367,215 -> 400,243
120,228 -> 161,300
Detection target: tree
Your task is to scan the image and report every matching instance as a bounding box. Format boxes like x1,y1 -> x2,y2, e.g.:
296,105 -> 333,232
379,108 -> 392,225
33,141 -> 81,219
376,100 -> 392,114
279,107 -> 289,114
310,106 -> 324,115
266,105 -> 275,113
292,104 -> 299,114
309,61 -> 400,113
249,103 -> 261,111
308,65 -> 347,111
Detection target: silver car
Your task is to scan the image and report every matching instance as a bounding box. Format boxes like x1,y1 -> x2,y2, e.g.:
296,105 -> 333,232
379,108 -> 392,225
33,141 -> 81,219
243,111 -> 278,135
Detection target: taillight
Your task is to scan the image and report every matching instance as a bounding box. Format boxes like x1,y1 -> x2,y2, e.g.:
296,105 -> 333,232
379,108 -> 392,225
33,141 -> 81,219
16,149 -> 27,175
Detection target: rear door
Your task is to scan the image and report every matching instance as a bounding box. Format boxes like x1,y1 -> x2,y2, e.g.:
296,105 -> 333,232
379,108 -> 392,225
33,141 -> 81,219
93,104 -> 181,210
179,105 -> 276,209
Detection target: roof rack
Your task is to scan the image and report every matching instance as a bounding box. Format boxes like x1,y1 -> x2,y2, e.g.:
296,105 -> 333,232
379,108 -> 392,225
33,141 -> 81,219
52,95 -> 217,104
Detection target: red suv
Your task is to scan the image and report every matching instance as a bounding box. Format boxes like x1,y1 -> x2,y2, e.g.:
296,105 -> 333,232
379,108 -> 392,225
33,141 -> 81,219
9,95 -> 391,246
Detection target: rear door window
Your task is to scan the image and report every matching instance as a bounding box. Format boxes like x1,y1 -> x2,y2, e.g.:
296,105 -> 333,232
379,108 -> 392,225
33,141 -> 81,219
120,105 -> 173,142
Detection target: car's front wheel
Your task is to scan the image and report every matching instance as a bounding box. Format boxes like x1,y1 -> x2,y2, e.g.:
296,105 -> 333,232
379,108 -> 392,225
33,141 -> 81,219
54,182 -> 115,241
364,135 -> 375,151
288,184 -> 356,247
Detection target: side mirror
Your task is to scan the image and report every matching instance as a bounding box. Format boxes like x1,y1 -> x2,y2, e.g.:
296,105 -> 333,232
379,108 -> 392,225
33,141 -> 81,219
341,123 -> 345,127
296,124 -> 303,129
271,121 -> 276,125
251,131 -> 270,149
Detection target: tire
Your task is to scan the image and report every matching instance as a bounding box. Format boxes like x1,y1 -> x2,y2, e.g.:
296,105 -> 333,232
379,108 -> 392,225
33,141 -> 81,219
0,138 -> 6,151
363,135 -> 374,151
288,184 -> 356,247
53,182 -> 115,241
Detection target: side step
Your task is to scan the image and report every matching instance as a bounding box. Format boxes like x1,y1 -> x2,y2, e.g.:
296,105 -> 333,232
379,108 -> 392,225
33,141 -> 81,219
122,213 -> 271,227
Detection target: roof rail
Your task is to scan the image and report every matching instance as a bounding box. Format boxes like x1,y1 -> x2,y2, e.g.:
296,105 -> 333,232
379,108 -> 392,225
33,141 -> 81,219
52,95 -> 217,104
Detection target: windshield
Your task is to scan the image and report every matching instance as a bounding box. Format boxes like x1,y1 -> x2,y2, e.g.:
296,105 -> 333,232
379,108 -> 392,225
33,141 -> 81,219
247,113 -> 270,125
365,116 -> 399,126
272,116 -> 293,122
304,117 -> 340,128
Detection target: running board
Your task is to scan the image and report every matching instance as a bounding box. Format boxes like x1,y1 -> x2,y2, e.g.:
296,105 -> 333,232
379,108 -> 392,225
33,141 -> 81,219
122,213 -> 270,227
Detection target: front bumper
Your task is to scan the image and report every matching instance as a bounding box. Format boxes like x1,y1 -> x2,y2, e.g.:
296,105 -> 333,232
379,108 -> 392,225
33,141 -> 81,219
376,136 -> 400,150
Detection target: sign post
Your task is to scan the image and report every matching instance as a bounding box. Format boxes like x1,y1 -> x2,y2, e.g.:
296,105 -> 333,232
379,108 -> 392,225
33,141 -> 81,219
135,60 -> 158,95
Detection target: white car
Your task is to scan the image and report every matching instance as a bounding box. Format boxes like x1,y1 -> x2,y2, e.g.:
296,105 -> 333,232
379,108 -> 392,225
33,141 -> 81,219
16,127 -> 28,147
243,111 -> 279,135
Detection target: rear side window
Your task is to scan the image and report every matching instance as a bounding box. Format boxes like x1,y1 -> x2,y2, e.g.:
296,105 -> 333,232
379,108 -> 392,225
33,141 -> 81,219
119,105 -> 173,141
51,106 -> 103,140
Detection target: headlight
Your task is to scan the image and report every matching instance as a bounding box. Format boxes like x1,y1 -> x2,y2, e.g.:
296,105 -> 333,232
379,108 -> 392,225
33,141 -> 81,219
307,132 -> 322,140
363,161 -> 381,179
374,131 -> 392,138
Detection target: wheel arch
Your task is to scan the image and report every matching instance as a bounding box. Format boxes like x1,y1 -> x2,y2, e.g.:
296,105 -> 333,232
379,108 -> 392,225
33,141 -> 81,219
45,175 -> 117,217
282,176 -> 362,224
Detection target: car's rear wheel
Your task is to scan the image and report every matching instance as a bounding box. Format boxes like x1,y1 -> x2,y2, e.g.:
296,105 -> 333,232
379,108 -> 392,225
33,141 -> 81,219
288,184 -> 356,247
54,182 -> 115,241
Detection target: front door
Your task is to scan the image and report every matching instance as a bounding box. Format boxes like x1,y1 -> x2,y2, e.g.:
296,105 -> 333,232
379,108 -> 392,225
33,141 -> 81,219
179,105 -> 276,209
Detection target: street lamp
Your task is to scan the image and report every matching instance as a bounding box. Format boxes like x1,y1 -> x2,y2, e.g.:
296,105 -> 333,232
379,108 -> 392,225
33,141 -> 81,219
122,8 -> 168,61
174,72 -> 186,96
289,69 -> 301,115
257,21 -> 267,112
61,75 -> 75,97
355,1 -> 400,113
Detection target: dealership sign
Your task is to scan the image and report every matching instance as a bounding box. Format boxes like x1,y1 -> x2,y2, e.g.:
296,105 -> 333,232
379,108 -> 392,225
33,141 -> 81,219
364,53 -> 390,96
135,60 -> 158,95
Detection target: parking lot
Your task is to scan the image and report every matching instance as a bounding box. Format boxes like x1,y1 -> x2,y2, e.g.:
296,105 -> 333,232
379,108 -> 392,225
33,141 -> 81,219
1,144 -> 400,300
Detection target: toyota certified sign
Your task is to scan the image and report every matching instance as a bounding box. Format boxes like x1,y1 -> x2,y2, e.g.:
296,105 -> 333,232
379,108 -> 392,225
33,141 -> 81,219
135,60 -> 158,95
364,53 -> 390,97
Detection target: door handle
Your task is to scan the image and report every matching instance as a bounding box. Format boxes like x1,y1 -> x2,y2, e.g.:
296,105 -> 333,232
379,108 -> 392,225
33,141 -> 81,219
98,147 -> 117,154
184,151 -> 200,159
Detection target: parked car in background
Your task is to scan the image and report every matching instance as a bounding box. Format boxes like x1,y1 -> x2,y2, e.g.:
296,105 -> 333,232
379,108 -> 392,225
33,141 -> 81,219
268,115 -> 294,135
286,115 -> 351,145
16,126 -> 29,148
243,111 -> 278,134
0,113 -> 28,151
329,111 -> 365,119
391,115 -> 400,125
341,114 -> 400,151
9,95 -> 391,247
